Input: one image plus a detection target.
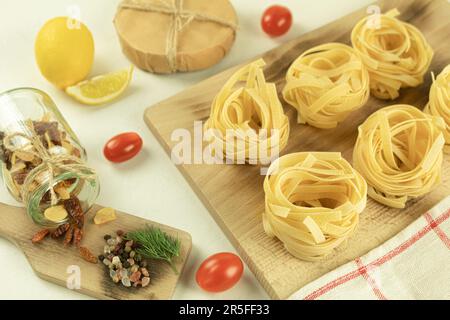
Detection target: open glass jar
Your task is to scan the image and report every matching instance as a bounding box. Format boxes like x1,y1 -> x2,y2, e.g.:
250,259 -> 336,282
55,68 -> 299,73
0,88 -> 100,227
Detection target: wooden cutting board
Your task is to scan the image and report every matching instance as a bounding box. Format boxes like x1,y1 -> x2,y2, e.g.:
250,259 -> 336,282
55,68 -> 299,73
0,202 -> 192,300
144,0 -> 450,299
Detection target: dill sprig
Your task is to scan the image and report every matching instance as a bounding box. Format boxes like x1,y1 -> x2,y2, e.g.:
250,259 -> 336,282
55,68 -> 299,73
125,226 -> 181,274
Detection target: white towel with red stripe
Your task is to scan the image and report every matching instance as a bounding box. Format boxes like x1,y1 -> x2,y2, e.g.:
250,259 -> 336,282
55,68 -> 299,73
290,196 -> 450,300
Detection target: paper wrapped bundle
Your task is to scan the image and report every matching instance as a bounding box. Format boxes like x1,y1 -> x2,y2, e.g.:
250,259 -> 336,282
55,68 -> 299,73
114,0 -> 238,74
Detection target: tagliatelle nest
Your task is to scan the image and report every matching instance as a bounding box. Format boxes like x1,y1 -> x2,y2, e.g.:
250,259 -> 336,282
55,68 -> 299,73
424,65 -> 450,153
351,9 -> 434,100
263,152 -> 367,261
353,105 -> 445,208
282,43 -> 370,129
204,59 -> 289,164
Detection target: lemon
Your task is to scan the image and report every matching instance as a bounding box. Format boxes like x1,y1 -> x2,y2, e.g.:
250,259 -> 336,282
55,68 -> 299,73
65,66 -> 133,105
35,17 -> 94,89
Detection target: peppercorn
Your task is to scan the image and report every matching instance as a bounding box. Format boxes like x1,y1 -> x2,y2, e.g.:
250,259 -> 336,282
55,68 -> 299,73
100,232 -> 151,290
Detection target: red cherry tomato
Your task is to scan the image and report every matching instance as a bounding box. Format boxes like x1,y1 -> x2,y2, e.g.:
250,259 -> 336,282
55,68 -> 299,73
196,252 -> 244,293
261,5 -> 292,37
103,132 -> 143,163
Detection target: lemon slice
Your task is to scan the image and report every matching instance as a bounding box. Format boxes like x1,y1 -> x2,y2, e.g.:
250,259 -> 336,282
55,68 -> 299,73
94,207 -> 117,225
65,66 -> 133,105
44,205 -> 68,222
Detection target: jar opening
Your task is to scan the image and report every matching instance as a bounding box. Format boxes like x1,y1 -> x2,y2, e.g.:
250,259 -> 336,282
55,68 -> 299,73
26,170 -> 99,227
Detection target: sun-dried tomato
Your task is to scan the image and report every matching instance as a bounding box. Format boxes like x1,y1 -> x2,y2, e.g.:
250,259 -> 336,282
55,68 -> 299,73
12,170 -> 30,185
33,121 -> 61,146
51,223 -> 70,238
63,196 -> 84,224
79,246 -> 98,264
63,225 -> 74,247
73,226 -> 83,247
32,229 -> 50,244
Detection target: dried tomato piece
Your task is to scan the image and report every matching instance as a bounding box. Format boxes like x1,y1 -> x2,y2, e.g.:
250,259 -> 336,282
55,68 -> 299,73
76,214 -> 85,228
32,229 -> 50,244
33,121 -> 51,135
33,121 -> 62,147
79,246 -> 97,264
63,196 -> 84,223
12,170 -> 30,185
63,178 -> 77,187
73,226 -> 83,247
51,223 -> 70,238
63,225 -> 74,247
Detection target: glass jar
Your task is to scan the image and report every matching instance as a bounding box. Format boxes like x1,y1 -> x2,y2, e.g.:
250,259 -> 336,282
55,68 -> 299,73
0,88 -> 100,227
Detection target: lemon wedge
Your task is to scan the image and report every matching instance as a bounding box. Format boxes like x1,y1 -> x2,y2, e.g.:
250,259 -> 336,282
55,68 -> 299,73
94,207 -> 117,225
65,66 -> 133,105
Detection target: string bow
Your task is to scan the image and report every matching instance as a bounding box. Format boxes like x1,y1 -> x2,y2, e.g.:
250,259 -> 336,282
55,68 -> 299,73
3,122 -> 96,205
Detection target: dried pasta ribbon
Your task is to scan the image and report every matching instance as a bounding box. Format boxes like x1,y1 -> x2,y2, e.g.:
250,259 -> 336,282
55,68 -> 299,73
204,59 -> 290,164
351,9 -> 433,100
263,152 -> 367,261
282,43 -> 370,129
424,65 -> 450,153
353,105 -> 445,208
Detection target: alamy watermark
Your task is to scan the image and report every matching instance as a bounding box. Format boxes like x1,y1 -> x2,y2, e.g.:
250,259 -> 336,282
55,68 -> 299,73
66,4 -> 82,29
66,265 -> 81,290
366,5 -> 381,29
170,121 -> 281,175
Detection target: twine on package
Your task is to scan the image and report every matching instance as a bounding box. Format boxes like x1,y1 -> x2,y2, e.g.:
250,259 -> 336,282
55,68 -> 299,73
119,0 -> 237,72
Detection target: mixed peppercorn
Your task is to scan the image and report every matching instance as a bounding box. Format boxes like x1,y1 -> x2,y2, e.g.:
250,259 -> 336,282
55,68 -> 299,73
99,230 -> 151,288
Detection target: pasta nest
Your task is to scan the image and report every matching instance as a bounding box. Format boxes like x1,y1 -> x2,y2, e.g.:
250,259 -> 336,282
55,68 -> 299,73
283,43 -> 370,129
263,152 -> 367,261
204,59 -> 289,164
353,105 -> 445,208
351,9 -> 433,100
424,65 -> 450,153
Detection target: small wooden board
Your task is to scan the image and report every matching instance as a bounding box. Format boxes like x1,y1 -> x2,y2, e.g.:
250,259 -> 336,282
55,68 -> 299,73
0,202 -> 192,300
144,0 -> 450,299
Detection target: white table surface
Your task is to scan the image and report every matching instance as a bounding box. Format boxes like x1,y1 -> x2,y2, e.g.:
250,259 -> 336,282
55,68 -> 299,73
0,0 -> 374,300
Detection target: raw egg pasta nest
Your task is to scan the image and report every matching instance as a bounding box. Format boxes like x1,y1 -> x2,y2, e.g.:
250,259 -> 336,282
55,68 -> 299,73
353,105 -> 445,208
263,152 -> 367,261
283,43 -> 370,129
204,59 -> 289,163
351,9 -> 433,100
424,65 -> 450,153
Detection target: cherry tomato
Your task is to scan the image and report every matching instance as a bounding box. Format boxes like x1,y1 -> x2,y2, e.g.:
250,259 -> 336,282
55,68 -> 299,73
103,132 -> 143,163
261,5 -> 292,37
196,252 -> 244,293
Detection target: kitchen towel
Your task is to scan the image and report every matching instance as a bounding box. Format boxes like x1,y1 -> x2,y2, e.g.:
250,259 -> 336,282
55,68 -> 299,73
290,196 -> 450,300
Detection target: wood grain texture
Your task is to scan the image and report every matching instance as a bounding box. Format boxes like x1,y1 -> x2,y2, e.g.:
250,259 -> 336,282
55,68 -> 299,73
0,202 -> 192,300
144,0 -> 450,299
